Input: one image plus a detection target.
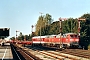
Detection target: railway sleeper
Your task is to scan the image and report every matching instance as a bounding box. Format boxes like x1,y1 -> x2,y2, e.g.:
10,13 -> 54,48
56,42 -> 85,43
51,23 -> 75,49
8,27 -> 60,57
18,46 -> 42,60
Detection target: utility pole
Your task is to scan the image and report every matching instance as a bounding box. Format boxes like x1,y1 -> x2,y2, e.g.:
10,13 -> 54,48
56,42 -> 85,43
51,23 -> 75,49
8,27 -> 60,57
16,30 -> 20,44
31,25 -> 34,36
59,17 -> 62,49
16,30 -> 18,44
39,12 -> 43,45
16,30 -> 17,44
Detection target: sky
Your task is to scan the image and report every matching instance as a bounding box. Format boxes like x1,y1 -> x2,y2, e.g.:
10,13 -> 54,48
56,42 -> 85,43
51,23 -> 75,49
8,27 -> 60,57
0,0 -> 90,38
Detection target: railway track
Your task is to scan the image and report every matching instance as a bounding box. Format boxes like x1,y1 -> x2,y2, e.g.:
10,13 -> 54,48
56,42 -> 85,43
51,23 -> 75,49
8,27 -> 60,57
25,46 -> 72,60
59,49 -> 90,59
11,44 -> 90,60
11,44 -> 42,60
25,45 -> 90,60
11,44 -> 25,60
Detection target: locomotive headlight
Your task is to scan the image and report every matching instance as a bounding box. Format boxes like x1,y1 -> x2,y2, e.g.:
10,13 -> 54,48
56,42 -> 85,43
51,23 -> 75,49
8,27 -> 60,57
70,39 -> 74,41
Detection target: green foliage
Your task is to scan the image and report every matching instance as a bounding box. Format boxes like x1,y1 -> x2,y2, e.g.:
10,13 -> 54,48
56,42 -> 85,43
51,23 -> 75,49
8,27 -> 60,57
35,13 -> 53,36
48,21 -> 60,35
79,13 -> 90,50
24,35 -> 29,40
62,18 -> 78,34
37,18 -> 78,35
35,15 -> 44,35
10,37 -> 15,40
44,13 -> 53,25
17,32 -> 24,40
36,17 -> 79,36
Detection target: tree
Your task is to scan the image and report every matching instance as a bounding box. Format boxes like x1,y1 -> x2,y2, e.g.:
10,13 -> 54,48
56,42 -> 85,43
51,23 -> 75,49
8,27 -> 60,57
44,14 -> 53,25
35,15 -> 44,35
35,13 -> 53,36
17,32 -> 24,40
62,18 -> 78,34
48,21 -> 60,35
10,37 -> 15,40
24,35 -> 29,40
28,34 -> 32,40
79,13 -> 90,50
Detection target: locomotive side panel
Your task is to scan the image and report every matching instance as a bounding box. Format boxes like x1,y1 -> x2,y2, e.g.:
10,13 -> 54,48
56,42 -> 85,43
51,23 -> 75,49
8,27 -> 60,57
31,33 -> 79,48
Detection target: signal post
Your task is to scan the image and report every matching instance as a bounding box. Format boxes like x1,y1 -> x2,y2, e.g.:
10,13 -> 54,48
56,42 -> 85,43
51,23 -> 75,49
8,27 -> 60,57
16,30 -> 20,44
59,18 -> 62,49
78,18 -> 86,37
59,18 -> 68,50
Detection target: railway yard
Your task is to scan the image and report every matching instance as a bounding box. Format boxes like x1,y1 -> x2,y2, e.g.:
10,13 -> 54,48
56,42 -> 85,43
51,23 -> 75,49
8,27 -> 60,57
0,0 -> 90,60
0,42 -> 90,60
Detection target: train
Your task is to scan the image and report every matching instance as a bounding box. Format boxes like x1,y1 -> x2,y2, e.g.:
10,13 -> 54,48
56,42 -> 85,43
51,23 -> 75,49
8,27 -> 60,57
10,33 -> 80,49
32,33 -> 79,48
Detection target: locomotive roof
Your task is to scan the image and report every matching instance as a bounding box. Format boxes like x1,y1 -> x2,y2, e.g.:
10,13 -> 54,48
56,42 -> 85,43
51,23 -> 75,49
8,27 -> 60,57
32,36 -> 48,38
64,33 -> 77,35
32,35 -> 57,38
32,33 -> 78,39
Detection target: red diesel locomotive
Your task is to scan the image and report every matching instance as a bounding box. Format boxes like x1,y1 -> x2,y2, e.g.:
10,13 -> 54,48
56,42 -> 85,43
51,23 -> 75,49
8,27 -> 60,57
32,33 -> 79,48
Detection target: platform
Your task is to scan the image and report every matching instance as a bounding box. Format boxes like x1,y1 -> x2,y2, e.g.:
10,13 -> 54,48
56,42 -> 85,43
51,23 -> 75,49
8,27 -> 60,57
0,43 -> 13,60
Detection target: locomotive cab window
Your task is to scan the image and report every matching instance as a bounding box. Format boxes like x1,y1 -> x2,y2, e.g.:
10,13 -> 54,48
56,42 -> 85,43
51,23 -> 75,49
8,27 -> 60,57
70,35 -> 74,38
75,35 -> 78,38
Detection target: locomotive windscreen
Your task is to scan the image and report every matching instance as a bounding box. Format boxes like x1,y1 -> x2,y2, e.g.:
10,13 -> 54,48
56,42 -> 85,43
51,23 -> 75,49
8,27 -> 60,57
70,34 -> 78,38
0,28 -> 10,36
